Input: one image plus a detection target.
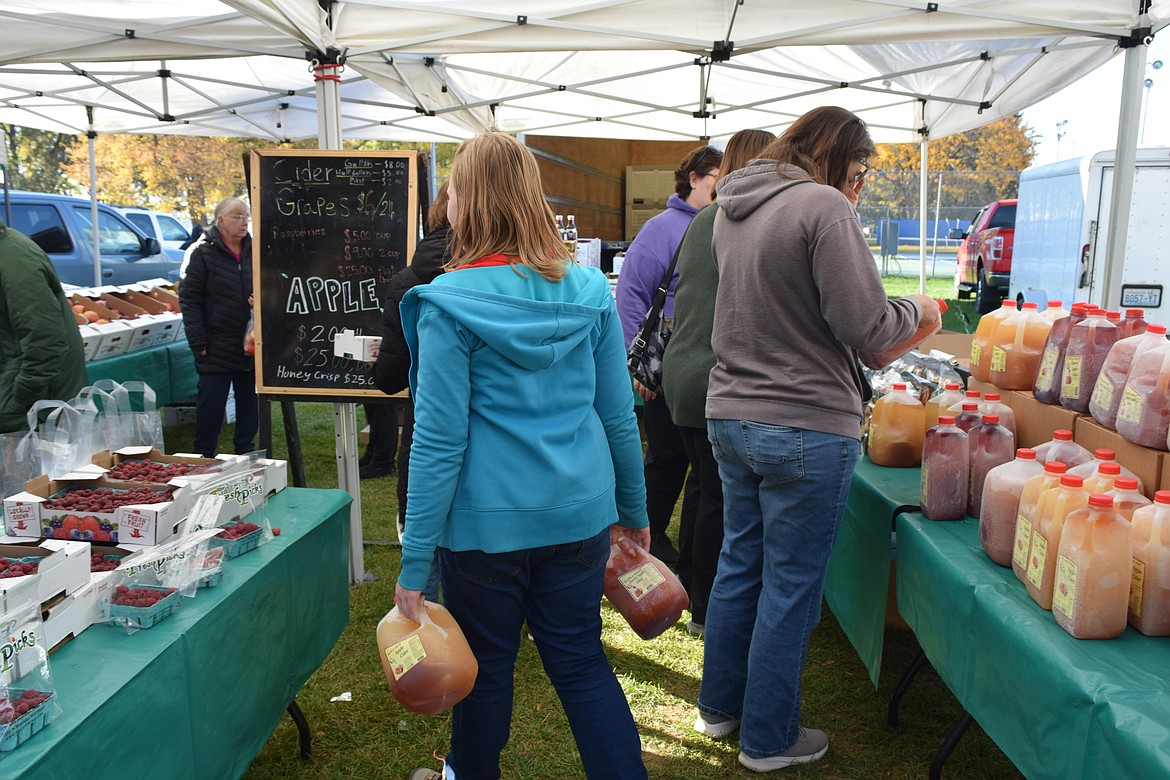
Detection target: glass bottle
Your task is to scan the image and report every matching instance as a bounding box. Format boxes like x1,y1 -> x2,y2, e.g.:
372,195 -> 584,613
968,414 -> 1015,518
1025,473 -> 1090,610
979,448 -> 1043,566
1013,461 -> 1068,583
1129,490 -> 1170,636
921,415 -> 969,521
1059,310 -> 1120,412
1034,302 -> 1090,404
1053,494 -> 1133,639
867,383 -> 926,467
1089,323 -> 1168,430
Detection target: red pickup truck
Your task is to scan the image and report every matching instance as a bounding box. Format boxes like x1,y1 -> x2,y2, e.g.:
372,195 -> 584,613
950,199 -> 1016,313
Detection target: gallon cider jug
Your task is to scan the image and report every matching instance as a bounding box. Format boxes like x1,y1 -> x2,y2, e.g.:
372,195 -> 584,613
989,302 -> 1052,391
925,382 -> 965,430
921,416 -> 969,520
971,300 -> 1018,383
1014,462 -> 1068,583
1053,494 -> 1133,640
867,383 -> 925,467
979,448 -> 1043,566
377,601 -> 478,715
1026,473 -> 1090,610
1034,303 -> 1090,404
1032,429 -> 1092,467
604,538 -> 689,639
1060,310 -> 1119,412
1129,491 -> 1170,636
968,414 -> 1016,518
1089,324 -> 1168,430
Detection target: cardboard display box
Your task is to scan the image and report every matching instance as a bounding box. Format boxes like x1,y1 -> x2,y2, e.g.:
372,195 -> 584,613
90,319 -> 135,359
1004,391 -> 1085,449
919,330 -> 975,368
4,475 -> 191,546
1074,417 -> 1164,498
0,540 -> 90,611
78,324 -> 103,361
91,447 -> 232,486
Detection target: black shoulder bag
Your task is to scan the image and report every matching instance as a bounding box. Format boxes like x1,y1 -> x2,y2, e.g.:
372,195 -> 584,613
626,242 -> 683,394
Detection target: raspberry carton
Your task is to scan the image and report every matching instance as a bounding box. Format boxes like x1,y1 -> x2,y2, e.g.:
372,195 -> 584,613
90,447 -> 233,486
4,475 -> 190,545
0,540 -> 90,610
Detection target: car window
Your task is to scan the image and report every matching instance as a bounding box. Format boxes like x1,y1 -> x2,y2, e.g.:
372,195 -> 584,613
9,204 -> 74,254
986,204 -> 1016,229
157,215 -> 190,242
73,207 -> 144,255
969,207 -> 988,231
124,212 -> 155,237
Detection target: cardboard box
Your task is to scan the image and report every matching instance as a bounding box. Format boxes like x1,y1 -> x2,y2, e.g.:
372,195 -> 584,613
146,286 -> 181,314
1074,417 -> 1164,498
90,447 -> 230,485
145,311 -> 181,345
113,289 -> 170,315
919,330 -> 975,363
1004,391 -> 1085,449
41,589 -> 92,653
0,540 -> 90,609
625,205 -> 664,241
78,324 -> 103,361
90,320 -> 135,358
333,329 -> 381,362
69,292 -> 118,324
4,475 -> 190,545
966,376 -> 998,397
1161,456 -> 1170,495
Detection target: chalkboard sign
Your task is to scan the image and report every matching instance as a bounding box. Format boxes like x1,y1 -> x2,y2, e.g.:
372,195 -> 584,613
249,150 -> 419,396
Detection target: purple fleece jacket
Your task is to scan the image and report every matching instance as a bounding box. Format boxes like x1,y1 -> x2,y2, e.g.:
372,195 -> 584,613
615,193 -> 699,348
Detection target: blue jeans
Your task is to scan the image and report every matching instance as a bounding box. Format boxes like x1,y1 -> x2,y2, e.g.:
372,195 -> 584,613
194,371 -> 258,457
698,419 -> 859,759
438,528 -> 646,780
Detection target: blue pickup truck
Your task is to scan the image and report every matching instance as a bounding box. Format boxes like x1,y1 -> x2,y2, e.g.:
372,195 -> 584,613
0,190 -> 182,286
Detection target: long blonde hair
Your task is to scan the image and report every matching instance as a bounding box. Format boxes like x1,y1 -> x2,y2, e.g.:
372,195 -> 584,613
446,133 -> 569,282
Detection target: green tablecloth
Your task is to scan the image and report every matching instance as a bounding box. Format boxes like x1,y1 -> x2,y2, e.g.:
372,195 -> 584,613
5,487 -> 352,779
86,341 -> 199,407
896,513 -> 1170,780
823,456 -> 922,686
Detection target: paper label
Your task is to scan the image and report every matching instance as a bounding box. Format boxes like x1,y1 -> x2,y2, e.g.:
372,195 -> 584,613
1060,357 -> 1083,398
1130,558 -> 1147,617
1090,374 -> 1114,411
1052,554 -> 1078,618
385,634 -> 427,681
1036,346 -> 1059,390
1117,385 -> 1144,424
617,562 -> 665,602
1012,515 -> 1033,569
970,340 -> 982,367
1026,533 -> 1048,589
990,345 -> 1007,373
920,466 -> 929,504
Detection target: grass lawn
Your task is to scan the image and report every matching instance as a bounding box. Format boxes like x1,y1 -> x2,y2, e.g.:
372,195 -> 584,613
165,276 -> 1006,779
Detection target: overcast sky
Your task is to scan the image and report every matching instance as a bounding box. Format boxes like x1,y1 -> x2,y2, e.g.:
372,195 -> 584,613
1021,36 -> 1170,166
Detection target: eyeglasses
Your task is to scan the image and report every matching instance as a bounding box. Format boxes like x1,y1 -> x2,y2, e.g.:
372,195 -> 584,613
851,160 -> 870,185
222,214 -> 251,223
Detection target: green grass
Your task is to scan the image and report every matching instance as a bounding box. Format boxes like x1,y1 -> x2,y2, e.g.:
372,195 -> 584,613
166,288 -> 1005,778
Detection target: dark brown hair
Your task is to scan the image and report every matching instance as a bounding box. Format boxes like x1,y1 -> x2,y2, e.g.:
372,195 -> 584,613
675,145 -> 723,199
717,129 -> 776,192
758,106 -> 876,192
426,182 -> 450,233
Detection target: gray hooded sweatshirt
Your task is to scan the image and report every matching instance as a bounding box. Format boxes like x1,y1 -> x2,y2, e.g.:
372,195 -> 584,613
706,159 -> 921,439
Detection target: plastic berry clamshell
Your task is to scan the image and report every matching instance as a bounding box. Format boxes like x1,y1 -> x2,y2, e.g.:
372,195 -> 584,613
198,548 -> 225,588
210,520 -> 263,559
0,690 -> 56,752
108,585 -> 180,629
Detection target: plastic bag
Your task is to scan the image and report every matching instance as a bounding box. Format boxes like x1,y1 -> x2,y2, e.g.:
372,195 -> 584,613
120,381 -> 165,451
0,600 -> 61,753
73,380 -> 138,453
182,465 -> 272,559
22,400 -> 96,479
243,312 -> 255,356
100,529 -> 218,634
0,432 -> 38,498
603,538 -> 689,639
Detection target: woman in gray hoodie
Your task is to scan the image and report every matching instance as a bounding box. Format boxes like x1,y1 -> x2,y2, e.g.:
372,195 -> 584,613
693,106 -> 940,772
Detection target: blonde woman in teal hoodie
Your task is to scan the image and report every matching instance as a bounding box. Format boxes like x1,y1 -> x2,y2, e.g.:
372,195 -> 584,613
396,132 -> 650,780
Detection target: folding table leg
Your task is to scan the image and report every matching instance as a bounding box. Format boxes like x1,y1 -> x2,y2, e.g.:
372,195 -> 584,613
929,710 -> 975,780
887,648 -> 929,729
287,700 -> 312,761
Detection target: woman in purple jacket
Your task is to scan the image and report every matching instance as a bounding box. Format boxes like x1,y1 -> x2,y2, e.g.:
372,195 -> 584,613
614,145 -> 722,565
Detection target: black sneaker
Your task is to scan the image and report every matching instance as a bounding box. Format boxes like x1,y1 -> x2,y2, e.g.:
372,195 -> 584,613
359,463 -> 397,480
650,533 -> 680,566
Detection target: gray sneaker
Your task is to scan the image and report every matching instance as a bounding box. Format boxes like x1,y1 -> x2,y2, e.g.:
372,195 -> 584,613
738,728 -> 829,772
693,709 -> 739,738
407,770 -> 442,780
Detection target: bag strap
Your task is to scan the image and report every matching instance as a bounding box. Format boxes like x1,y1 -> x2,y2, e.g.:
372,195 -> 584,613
642,239 -> 685,328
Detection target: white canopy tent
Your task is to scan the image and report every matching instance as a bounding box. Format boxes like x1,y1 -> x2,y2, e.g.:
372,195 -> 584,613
2,0 -> 1166,579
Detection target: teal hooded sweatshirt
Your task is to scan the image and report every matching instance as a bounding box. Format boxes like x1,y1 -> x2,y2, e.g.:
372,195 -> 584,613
397,259 -> 649,591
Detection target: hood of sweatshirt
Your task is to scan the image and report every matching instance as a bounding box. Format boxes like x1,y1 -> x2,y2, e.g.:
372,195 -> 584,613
401,264 -> 612,373
717,159 -> 815,222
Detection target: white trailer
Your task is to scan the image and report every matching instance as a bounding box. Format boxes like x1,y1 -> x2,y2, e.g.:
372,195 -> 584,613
1011,147 -> 1170,327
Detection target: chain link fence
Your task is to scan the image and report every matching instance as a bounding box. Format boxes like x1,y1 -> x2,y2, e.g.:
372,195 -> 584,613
857,170 -> 1021,278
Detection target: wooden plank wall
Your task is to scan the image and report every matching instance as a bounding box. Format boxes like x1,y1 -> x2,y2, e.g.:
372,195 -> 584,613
526,136 -> 708,241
